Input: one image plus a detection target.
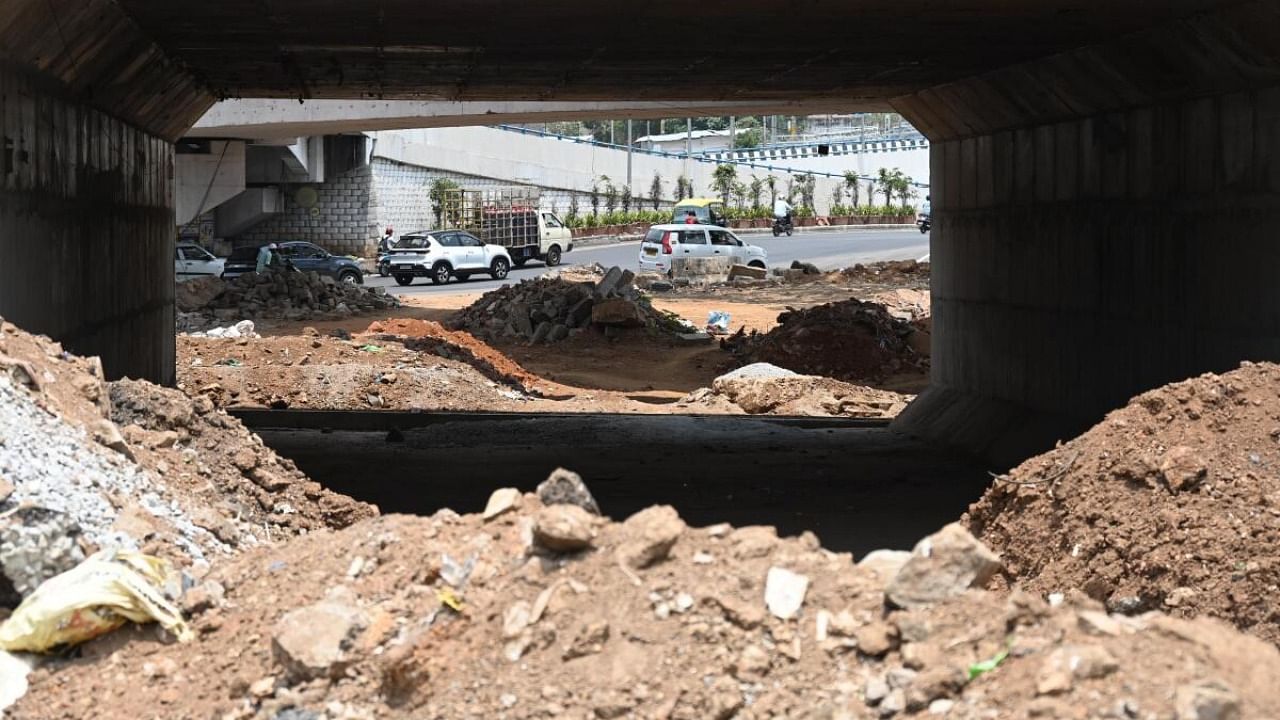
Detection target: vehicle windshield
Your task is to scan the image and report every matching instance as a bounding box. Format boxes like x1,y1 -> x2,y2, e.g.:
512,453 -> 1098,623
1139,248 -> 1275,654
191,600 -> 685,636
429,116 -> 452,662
395,235 -> 434,250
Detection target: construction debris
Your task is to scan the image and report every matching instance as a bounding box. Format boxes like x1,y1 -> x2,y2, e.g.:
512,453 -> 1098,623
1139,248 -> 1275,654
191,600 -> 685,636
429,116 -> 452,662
678,363 -> 912,418
721,299 -> 929,384
0,319 -> 374,610
188,267 -> 398,322
449,266 -> 690,344
9,480 -> 1280,719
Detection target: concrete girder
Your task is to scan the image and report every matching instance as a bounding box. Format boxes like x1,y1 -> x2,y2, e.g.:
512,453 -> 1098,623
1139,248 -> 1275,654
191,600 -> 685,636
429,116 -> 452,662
186,99 -> 891,141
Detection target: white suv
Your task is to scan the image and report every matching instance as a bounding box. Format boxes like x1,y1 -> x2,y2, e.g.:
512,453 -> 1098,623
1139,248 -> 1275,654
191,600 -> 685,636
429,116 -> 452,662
638,224 -> 768,274
386,230 -> 513,286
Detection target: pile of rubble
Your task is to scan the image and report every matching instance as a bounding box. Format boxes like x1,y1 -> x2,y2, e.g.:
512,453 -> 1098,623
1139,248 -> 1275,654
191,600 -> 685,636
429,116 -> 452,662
969,360 -> 1280,646
450,266 -> 694,344
678,363 -> 912,418
722,299 -> 929,384
181,268 -> 399,323
0,319 -> 374,607
11,469 -> 1280,719
840,259 -> 930,284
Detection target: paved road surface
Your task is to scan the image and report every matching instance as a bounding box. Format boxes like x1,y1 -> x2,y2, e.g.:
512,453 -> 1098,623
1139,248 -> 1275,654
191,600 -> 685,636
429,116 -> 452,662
368,228 -> 930,296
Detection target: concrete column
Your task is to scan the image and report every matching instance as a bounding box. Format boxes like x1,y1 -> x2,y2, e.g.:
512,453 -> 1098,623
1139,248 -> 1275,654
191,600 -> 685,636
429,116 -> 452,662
0,63 -> 176,384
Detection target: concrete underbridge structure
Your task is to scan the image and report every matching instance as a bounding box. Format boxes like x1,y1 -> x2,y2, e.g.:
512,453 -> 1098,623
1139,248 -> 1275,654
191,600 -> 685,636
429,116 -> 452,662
2,0 -> 1278,464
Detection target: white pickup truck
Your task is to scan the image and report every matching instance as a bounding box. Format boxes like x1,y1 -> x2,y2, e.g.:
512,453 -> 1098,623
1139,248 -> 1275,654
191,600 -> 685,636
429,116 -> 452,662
473,208 -> 573,268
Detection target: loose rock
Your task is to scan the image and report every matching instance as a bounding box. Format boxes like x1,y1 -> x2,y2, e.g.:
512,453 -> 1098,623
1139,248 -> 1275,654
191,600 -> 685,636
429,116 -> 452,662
886,524 -> 1001,608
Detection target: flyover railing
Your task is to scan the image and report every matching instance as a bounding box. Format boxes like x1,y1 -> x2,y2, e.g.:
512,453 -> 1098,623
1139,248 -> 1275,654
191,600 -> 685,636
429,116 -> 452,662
492,124 -> 929,188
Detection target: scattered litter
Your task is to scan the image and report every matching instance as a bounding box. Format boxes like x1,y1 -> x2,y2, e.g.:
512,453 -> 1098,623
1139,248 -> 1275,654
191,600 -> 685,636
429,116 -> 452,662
706,311 -> 731,335
0,551 -> 192,653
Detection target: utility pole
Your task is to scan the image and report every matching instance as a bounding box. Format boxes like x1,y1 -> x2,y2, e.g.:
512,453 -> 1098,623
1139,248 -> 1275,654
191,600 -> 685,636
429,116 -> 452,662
626,119 -> 633,189
729,116 -> 736,151
684,118 -> 693,184
609,121 -> 615,146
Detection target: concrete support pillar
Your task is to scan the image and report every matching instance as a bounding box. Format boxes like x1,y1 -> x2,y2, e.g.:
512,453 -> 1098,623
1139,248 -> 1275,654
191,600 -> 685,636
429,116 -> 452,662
0,63 -> 177,384
888,2 -> 1280,466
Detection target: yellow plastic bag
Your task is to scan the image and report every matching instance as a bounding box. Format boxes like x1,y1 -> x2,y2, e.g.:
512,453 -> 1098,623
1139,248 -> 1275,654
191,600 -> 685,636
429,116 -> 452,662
0,550 -> 193,653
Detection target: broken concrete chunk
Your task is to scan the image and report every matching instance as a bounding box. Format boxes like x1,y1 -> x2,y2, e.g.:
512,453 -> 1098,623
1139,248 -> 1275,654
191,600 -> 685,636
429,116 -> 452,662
619,505 -> 685,569
886,523 -> 1001,608
90,419 -> 134,460
590,298 -> 644,327
0,476 -> 11,504
536,468 -> 600,515
482,487 -> 522,521
1160,445 -> 1207,493
728,264 -> 768,281
858,549 -> 912,585
272,599 -> 369,680
533,505 -> 597,552
764,566 -> 810,620
1175,681 -> 1241,720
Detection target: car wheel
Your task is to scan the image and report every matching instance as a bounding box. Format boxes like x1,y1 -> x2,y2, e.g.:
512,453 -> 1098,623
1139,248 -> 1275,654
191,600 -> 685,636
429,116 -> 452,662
490,257 -> 511,279
394,274 -> 414,287
749,260 -> 766,269
339,270 -> 360,284
431,262 -> 452,285
544,245 -> 562,267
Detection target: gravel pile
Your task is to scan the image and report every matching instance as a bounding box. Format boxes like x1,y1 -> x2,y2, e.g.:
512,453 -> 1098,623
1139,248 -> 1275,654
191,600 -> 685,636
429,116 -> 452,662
0,319 -> 375,610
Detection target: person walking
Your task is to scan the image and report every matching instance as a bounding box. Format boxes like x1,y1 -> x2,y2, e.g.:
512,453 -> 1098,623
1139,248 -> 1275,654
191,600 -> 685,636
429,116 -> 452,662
255,243 -> 278,274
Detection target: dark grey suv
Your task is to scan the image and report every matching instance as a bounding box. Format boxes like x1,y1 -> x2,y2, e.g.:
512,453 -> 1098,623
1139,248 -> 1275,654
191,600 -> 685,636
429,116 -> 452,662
221,241 -> 364,284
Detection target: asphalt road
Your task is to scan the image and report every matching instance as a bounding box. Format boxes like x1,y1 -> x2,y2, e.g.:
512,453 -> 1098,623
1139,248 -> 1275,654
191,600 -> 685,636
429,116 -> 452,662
367,228 -> 930,296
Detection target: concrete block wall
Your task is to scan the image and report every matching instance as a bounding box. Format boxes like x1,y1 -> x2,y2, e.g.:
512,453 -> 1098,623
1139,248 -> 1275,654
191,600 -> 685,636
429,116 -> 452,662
236,165 -> 377,256
371,157 -> 577,234
0,63 -> 176,384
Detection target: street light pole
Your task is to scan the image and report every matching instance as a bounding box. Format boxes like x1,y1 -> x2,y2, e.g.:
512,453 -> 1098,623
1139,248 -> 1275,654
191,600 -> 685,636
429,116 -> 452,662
626,119 -> 633,189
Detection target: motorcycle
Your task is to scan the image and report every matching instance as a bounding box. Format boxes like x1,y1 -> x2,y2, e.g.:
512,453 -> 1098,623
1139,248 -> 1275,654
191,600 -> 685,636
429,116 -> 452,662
376,253 -> 391,277
771,216 -> 794,237
916,213 -> 931,234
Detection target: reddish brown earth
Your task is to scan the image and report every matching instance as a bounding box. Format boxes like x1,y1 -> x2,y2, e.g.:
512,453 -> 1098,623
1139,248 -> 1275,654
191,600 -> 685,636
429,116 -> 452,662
968,361 -> 1280,645
14,498 -> 1280,720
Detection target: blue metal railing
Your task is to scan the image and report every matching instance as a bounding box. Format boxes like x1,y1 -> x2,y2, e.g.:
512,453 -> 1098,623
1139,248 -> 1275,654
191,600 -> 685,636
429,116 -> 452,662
492,124 -> 930,189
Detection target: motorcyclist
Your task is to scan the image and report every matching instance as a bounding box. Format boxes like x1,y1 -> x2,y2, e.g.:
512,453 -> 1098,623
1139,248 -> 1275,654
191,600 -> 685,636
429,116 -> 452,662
772,197 -> 793,228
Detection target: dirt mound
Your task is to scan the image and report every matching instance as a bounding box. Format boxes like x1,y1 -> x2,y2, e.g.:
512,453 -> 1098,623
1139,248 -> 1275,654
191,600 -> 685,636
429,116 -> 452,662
967,361 -> 1280,645
13,490 -> 1280,719
840,259 -> 930,284
366,318 -> 543,391
679,364 -> 912,418
0,320 -> 374,604
722,299 -> 929,384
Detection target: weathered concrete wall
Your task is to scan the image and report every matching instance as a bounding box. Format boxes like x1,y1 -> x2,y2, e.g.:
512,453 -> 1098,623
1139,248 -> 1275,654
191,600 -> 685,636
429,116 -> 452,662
0,63 -> 176,384
891,2 -> 1280,465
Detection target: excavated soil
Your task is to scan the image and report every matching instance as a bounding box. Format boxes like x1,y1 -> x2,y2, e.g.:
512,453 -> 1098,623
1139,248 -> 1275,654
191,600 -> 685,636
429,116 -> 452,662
722,299 -> 929,391
967,361 -> 1280,646
13,497 -> 1280,720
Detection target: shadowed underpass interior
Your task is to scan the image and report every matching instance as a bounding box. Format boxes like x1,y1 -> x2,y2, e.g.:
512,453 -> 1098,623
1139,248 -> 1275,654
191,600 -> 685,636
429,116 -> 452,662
239,412 -> 992,556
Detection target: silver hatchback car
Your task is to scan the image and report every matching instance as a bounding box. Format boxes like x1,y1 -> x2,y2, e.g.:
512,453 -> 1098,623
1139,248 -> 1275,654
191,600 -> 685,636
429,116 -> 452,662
637,223 -> 768,274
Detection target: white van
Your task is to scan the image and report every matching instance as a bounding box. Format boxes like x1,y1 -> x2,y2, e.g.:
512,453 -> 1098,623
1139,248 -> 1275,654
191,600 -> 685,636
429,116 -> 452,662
638,224 -> 768,274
